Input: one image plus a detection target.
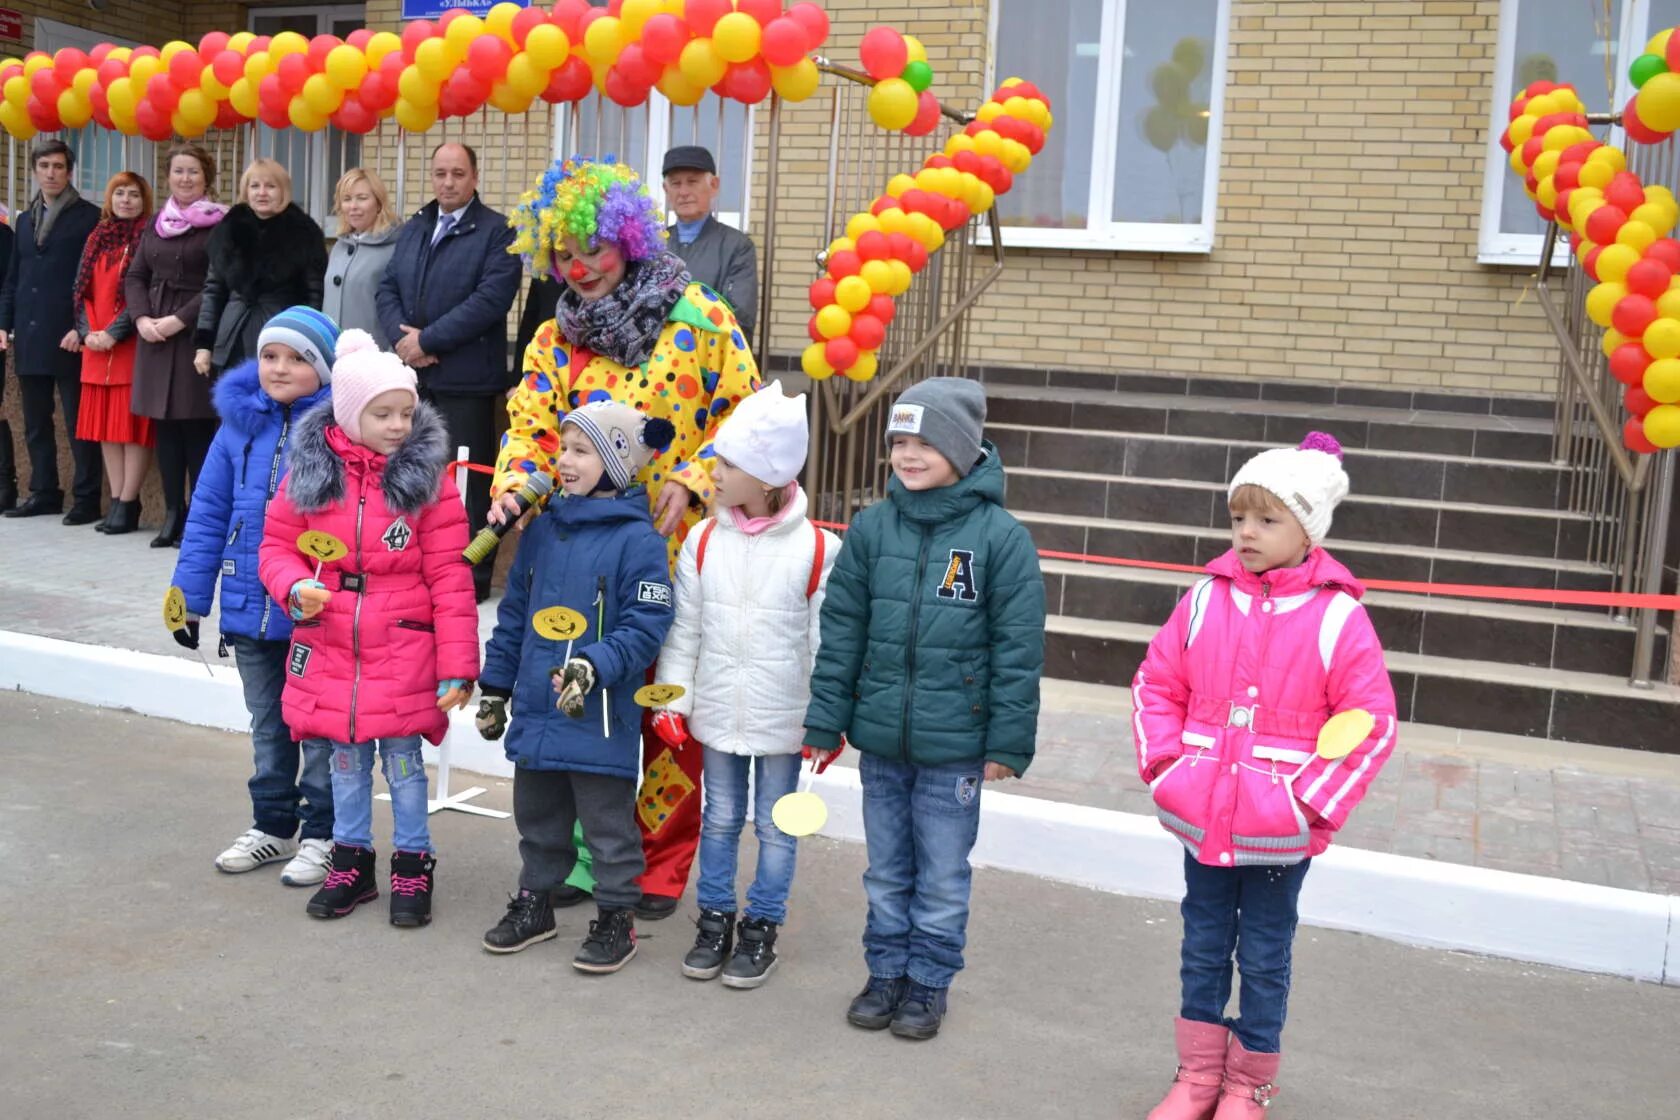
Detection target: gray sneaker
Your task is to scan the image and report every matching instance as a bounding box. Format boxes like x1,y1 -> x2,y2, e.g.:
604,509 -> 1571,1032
720,916 -> 779,989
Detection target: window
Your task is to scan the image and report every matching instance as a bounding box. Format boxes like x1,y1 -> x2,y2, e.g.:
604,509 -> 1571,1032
31,19 -> 149,205
988,0 -> 1230,252
1479,0 -> 1680,264
249,5 -> 366,231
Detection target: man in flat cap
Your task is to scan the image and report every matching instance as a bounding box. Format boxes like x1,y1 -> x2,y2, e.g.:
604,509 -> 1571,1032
662,145 -> 758,339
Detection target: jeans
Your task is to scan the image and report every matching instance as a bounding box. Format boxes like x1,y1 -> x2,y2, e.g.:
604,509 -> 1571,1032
696,748 -> 802,924
1179,851 -> 1311,1054
320,736 -> 432,854
858,752 -> 985,990
230,636 -> 331,841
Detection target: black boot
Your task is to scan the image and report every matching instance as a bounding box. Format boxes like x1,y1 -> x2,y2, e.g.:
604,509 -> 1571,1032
94,498 -> 118,533
304,843 -> 379,919
102,499 -> 142,536
482,888 -> 557,953
149,505 -> 184,548
635,892 -> 680,920
889,981 -> 949,1040
551,883 -> 589,908
572,906 -> 637,974
0,419 -> 16,512
847,975 -> 908,1031
63,501 -> 103,526
680,909 -> 735,981
721,915 -> 780,990
389,850 -> 436,928
4,494 -> 61,518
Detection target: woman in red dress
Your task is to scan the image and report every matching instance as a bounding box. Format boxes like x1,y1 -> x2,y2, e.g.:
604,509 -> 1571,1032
70,171 -> 155,535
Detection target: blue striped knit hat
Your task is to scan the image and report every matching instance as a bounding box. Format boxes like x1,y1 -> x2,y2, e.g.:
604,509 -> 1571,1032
561,401 -> 675,491
258,306 -> 340,386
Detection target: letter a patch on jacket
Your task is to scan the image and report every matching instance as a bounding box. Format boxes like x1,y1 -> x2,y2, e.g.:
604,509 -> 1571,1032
937,549 -> 979,602
381,516 -> 413,552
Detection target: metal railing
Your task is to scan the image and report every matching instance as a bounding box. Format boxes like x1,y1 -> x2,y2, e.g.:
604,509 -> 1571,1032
1534,124 -> 1679,687
802,62 -> 1006,526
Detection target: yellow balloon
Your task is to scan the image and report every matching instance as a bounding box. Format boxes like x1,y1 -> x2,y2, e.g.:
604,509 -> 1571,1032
1648,28 -> 1674,56
228,77 -> 259,118
366,32 -> 404,66
1617,220 -> 1657,252
876,207 -> 911,236
1644,403 -> 1680,448
1586,145 -> 1627,172
507,53 -> 547,98
657,67 -> 706,107
713,13 -> 762,64
621,0 -> 663,36
160,40 -> 192,61
1595,242 -> 1640,284
868,77 -> 918,130
846,213 -> 882,241
302,73 -> 343,115
243,50 -> 272,84
584,15 -> 625,65
944,134 -> 976,157
398,65 -> 440,107
801,341 -> 835,380
287,100 -> 329,132
769,58 -> 819,102
72,70 -> 98,96
1641,70 -> 1680,130
826,236 -> 855,257
834,274 -> 872,312
814,304 -> 852,339
56,89 -> 92,130
885,259 -> 914,295
130,55 -> 162,86
1585,281 -> 1627,329
486,1 -> 524,43
226,32 -> 255,52
488,81 -> 534,114
1644,357 -> 1680,403
3,74 -> 28,109
907,213 -> 944,251
1508,145 -> 1529,177
106,77 -> 138,116
525,25 -> 571,70
1630,202 -> 1677,236
678,38 -> 725,88
849,350 -> 880,382
1531,149 -> 1561,182
269,31 -> 309,60
444,15 -> 485,62
1645,318 -> 1680,359
415,38 -> 451,81
1657,286 -> 1680,322
999,138 -> 1032,173
22,54 -> 51,76
859,259 -> 894,295
177,88 -> 216,128
0,100 -> 35,141
394,97 -> 438,132
325,44 -> 367,91
1602,327 -> 1630,359
903,35 -> 928,66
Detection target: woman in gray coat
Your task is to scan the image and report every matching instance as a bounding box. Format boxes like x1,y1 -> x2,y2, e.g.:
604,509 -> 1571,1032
322,168 -> 401,339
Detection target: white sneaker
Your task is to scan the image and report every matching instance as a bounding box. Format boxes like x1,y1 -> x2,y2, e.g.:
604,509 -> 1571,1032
280,838 -> 334,886
215,828 -> 296,874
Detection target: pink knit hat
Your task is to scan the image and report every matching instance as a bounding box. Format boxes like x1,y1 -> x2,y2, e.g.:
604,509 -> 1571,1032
330,329 -> 417,444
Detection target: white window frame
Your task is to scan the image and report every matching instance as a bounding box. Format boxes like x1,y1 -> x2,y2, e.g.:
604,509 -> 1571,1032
32,17 -> 150,197
983,0 -> 1231,253
1478,0 -> 1663,265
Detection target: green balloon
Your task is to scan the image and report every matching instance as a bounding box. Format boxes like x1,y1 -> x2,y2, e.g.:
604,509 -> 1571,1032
902,60 -> 934,93
1172,37 -> 1206,78
1631,52 -> 1670,89
1151,62 -> 1191,109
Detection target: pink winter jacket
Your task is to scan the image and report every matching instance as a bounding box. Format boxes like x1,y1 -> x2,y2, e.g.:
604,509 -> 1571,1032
259,403 -> 479,746
1131,547 -> 1397,868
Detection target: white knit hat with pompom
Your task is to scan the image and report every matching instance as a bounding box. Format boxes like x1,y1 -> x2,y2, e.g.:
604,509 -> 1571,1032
1228,432 -> 1350,546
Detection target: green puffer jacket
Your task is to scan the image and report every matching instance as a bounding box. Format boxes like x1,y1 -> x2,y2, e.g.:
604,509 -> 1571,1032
803,444 -> 1045,774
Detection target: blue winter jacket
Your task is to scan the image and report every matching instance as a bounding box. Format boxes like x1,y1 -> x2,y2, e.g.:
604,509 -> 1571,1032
481,488 -> 675,778
171,361 -> 331,643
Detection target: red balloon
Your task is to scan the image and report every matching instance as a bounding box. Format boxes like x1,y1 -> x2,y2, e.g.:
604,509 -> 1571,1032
999,79 -> 1048,107
52,48 -> 88,86
807,314 -> 825,344
332,100 -> 377,134
541,56 -> 594,103
1625,416 -> 1661,453
903,240 -> 928,272
1626,384 -> 1657,416
1624,96 -> 1668,145
97,58 -> 127,87
608,0 -> 626,14
849,313 -> 886,350
808,277 -> 837,310
212,50 -> 245,87
134,98 -> 169,139
29,70 -> 62,105
131,45 -> 162,61
357,73 -> 397,112
1626,257 -> 1674,298
1610,342 -> 1653,386
866,294 -> 896,324
686,0 -> 733,36
467,35 -> 513,83
924,154 -> 953,170
258,73 -> 286,111
438,9 -> 469,30
824,336 -> 860,371
739,0 -> 783,23
615,43 -> 660,87
1584,245 -> 1604,282
306,35 -> 342,70
89,84 -> 112,127
859,26 -> 907,81
719,59 -> 772,104
215,102 -> 246,129
641,14 -> 690,65
885,232 -> 916,261
89,43 -> 114,65
1613,294 -> 1659,338
512,7 -> 549,46
401,21 -> 435,62
940,196 -> 970,230
147,73 -> 182,113
761,17 -> 810,67
1520,136 -> 1544,168
1523,80 -> 1558,97
855,231 -> 891,261
1646,238 -> 1680,272
826,249 -> 863,278
447,68 -> 491,107
1606,172 -> 1646,214
276,53 -> 311,96
905,90 -> 941,136
869,195 -> 895,217
1584,204 -> 1628,246
346,29 -> 374,51
604,67 -> 652,108
787,3 -> 831,47
551,0 -> 591,38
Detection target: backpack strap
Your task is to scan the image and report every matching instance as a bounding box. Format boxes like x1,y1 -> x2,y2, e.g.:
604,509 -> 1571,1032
806,521 -> 825,600
695,519 -> 717,575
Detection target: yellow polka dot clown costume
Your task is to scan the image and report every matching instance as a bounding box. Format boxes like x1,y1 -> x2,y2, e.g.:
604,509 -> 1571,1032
496,155 -> 761,570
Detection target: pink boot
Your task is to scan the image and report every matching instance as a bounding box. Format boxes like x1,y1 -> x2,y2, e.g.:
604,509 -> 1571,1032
1211,1036 -> 1280,1118
1146,1018 -> 1229,1120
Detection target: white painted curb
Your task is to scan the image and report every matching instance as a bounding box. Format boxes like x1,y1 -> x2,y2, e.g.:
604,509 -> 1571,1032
4,629 -> 1674,985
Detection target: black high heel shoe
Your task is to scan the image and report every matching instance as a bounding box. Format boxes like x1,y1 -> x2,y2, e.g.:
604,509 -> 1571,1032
149,506 -> 185,548
102,499 -> 143,536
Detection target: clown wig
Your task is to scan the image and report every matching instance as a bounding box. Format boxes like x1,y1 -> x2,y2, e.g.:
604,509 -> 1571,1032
509,155 -> 668,277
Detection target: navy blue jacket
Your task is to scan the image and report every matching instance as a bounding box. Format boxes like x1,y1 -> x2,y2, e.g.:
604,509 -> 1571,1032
375,194 -> 520,395
481,489 -> 674,778
171,361 -> 331,642
0,193 -> 100,379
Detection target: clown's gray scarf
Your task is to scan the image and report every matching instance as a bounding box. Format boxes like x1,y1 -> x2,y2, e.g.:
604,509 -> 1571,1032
555,250 -> 690,368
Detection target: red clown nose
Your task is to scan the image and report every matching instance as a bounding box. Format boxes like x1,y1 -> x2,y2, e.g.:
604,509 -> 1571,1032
569,260 -> 590,282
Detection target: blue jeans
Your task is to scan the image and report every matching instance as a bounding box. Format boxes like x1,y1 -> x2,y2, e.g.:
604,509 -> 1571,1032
230,636 -> 331,841
696,748 -> 803,924
317,736 -> 432,854
1180,851 -> 1311,1054
858,752 -> 984,990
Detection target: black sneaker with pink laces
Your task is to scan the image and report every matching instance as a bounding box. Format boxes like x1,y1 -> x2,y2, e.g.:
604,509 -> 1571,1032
388,851 -> 436,928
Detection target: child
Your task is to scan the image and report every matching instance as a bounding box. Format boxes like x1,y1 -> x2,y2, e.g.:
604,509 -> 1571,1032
653,381 -> 837,989
1132,433 -> 1396,1119
476,400 -> 676,973
257,329 -> 479,929
168,306 -> 338,886
803,377 -> 1045,1041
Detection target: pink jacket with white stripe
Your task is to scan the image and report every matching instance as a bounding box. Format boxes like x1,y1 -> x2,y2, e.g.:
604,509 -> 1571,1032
1131,547 -> 1396,868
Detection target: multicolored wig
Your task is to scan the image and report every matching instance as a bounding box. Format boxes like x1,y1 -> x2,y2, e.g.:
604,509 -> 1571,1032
509,155 -> 668,277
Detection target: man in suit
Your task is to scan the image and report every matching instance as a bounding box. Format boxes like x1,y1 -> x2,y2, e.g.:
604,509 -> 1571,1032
0,216 -> 15,511
0,139 -> 103,523
662,146 -> 758,340
376,142 -> 520,601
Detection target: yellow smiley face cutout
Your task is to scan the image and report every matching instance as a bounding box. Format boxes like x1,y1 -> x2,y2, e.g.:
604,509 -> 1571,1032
771,791 -> 829,837
532,606 -> 588,641
633,683 -> 687,708
1316,709 -> 1375,761
163,586 -> 188,631
297,531 -> 348,563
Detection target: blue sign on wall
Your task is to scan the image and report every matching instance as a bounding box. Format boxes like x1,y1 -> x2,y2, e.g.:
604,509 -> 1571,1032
401,1 -> 533,19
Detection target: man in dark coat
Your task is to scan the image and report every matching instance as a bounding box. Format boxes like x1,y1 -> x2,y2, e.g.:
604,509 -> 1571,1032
0,217 -> 15,511
0,140 -> 103,523
662,145 -> 758,340
376,141 -> 519,601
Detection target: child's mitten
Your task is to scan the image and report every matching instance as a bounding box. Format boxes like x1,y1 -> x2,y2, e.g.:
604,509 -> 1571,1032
172,611 -> 201,650
475,697 -> 508,740
652,710 -> 689,746
553,657 -> 597,718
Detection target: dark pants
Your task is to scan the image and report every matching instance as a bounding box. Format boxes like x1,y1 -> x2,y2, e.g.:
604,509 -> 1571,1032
230,635 -> 332,841
513,766 -> 644,909
1179,851 -> 1311,1054
0,368 -> 17,494
18,371 -> 100,508
422,389 -> 499,596
156,417 -> 218,514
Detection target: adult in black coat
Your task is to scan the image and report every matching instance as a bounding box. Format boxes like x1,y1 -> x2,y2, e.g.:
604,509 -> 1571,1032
0,218 -> 14,510
376,142 -> 519,600
0,140 -> 103,522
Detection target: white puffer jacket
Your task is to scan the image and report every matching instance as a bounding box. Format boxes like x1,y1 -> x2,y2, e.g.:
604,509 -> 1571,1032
656,487 -> 838,756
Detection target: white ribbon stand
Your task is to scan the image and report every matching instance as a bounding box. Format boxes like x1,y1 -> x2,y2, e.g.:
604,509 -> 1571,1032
377,444 -> 509,820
